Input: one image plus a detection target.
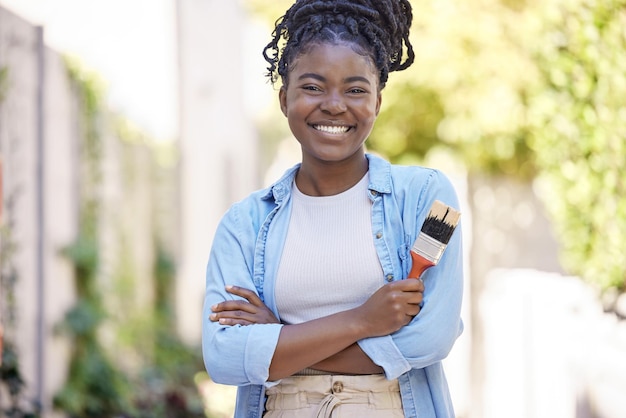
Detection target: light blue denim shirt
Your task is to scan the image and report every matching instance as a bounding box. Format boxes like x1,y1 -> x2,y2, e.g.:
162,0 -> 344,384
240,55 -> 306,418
202,153 -> 464,418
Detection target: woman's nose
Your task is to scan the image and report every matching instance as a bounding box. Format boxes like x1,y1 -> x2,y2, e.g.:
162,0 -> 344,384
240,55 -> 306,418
320,92 -> 347,114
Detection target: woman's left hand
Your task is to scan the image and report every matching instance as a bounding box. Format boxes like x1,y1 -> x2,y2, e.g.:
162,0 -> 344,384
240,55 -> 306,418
209,285 -> 279,326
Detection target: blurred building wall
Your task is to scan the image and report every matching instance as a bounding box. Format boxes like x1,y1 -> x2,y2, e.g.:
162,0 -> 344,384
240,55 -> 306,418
0,5 -> 169,416
0,7 -> 77,416
467,174 -> 566,418
479,268 -> 626,418
175,0 -> 259,344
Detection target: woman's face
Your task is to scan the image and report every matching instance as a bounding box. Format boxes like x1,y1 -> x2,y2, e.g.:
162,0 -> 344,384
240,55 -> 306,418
279,42 -> 382,166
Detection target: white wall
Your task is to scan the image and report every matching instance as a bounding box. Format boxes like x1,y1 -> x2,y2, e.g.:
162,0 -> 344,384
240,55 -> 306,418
0,7 -> 78,416
176,0 -> 259,344
481,269 -> 626,418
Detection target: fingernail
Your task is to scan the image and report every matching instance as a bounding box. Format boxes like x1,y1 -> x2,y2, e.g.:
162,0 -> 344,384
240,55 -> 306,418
209,313 -> 216,320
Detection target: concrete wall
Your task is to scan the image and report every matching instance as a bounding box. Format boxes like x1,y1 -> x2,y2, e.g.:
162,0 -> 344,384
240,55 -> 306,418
0,7 -> 78,414
0,5 -> 170,416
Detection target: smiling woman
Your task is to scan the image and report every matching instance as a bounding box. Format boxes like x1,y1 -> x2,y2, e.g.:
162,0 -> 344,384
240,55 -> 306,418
277,43 -> 381,193
202,1 -> 465,417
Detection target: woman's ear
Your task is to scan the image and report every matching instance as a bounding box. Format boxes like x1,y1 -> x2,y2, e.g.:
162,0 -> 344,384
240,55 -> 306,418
375,91 -> 382,116
279,86 -> 288,116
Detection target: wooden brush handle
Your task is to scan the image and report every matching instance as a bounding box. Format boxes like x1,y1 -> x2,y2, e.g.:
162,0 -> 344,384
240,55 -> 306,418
408,251 -> 435,279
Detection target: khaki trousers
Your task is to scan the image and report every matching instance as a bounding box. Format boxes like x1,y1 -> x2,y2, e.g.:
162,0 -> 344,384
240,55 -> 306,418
264,374 -> 404,417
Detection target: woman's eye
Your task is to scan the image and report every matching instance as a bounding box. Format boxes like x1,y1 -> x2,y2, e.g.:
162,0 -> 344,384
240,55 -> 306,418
348,88 -> 366,94
302,85 -> 321,92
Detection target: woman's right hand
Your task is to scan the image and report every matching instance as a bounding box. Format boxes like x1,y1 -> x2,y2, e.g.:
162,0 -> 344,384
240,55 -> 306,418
354,278 -> 424,337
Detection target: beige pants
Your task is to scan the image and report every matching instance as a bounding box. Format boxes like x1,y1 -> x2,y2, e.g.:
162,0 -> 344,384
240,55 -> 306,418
264,374 -> 404,417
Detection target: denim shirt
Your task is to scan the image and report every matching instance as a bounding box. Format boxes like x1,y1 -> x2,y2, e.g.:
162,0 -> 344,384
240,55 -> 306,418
202,154 -> 464,418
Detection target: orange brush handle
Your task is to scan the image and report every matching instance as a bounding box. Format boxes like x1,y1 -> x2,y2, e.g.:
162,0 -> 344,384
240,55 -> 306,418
408,250 -> 435,279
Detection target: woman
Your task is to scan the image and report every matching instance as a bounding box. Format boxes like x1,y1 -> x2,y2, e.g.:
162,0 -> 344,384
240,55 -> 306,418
202,0 -> 464,416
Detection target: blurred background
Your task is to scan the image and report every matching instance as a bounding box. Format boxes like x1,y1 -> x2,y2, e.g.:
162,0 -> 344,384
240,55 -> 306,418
0,0 -> 625,417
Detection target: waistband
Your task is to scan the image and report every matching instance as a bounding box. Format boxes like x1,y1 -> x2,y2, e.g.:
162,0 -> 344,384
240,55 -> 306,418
265,374 -> 402,417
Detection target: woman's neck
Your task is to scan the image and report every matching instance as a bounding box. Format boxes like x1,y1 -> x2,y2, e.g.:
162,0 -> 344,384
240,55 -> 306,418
296,154 -> 368,197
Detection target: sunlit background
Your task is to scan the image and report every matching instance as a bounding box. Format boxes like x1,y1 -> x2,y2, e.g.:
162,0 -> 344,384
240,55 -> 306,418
0,0 -> 625,417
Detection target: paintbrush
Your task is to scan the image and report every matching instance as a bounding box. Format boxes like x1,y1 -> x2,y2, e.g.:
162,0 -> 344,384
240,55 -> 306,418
408,200 -> 461,279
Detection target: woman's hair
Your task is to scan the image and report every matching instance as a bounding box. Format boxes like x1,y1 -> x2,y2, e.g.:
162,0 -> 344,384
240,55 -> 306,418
263,0 -> 415,89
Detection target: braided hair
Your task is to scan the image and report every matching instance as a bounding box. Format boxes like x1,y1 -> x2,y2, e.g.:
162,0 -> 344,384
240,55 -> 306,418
263,0 -> 415,89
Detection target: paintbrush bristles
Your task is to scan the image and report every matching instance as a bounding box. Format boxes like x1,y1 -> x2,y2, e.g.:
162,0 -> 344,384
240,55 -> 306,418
420,200 -> 461,245
427,200 -> 461,226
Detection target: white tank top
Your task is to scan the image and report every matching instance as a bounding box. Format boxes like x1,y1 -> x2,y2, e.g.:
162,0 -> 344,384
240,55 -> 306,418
275,173 -> 385,324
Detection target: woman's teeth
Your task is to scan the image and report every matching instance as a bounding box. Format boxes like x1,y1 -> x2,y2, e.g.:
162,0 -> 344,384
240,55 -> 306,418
313,125 -> 350,134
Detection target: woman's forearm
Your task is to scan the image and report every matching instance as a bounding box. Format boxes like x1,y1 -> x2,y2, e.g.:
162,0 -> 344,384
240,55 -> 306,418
268,310 -> 369,381
309,343 -> 383,375
211,280 -> 425,381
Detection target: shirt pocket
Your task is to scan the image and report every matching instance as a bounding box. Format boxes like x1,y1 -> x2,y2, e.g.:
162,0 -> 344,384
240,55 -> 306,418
397,236 -> 411,279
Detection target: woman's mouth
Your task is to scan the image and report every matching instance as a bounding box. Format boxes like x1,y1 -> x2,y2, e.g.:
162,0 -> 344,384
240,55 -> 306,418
312,124 -> 351,134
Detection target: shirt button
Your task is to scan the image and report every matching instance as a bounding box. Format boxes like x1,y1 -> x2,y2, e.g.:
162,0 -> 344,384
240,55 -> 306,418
332,381 -> 344,393
370,190 -> 378,196
375,232 -> 383,239
386,274 -> 394,282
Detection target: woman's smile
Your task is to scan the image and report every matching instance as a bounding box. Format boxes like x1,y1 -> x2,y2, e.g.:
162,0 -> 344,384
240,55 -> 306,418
279,42 -> 381,165
311,124 -> 352,135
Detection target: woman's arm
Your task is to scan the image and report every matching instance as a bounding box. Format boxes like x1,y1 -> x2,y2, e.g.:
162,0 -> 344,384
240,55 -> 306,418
210,279 -> 425,380
309,343 -> 384,374
211,287 -> 384,374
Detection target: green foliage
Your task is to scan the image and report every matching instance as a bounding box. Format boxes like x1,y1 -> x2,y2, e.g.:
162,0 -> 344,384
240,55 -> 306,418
154,244 -> 176,328
0,66 -> 8,102
0,181 -> 41,417
55,231 -> 132,417
131,337 -> 206,418
370,82 -> 444,165
0,344 -> 40,417
61,233 -> 99,300
64,56 -> 104,199
53,343 -> 131,417
124,245 -> 206,418
527,0 -> 626,291
1,343 -> 25,399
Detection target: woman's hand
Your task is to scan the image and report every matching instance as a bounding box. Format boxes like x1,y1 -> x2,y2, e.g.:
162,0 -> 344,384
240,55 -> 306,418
209,285 -> 279,326
354,277 -> 424,337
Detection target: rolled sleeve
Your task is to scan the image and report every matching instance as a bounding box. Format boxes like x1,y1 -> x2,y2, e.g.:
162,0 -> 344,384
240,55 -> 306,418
358,336 -> 411,379
202,204 -> 284,386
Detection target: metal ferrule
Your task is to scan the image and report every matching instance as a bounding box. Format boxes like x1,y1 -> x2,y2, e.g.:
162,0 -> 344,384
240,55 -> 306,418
412,233 -> 447,265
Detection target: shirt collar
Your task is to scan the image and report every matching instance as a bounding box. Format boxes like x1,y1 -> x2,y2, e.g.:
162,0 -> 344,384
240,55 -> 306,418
261,153 -> 392,202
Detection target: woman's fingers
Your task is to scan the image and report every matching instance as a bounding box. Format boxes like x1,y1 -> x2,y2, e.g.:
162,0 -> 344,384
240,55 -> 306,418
209,310 -> 255,326
224,285 -> 266,307
210,285 -> 279,325
212,299 -> 256,314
